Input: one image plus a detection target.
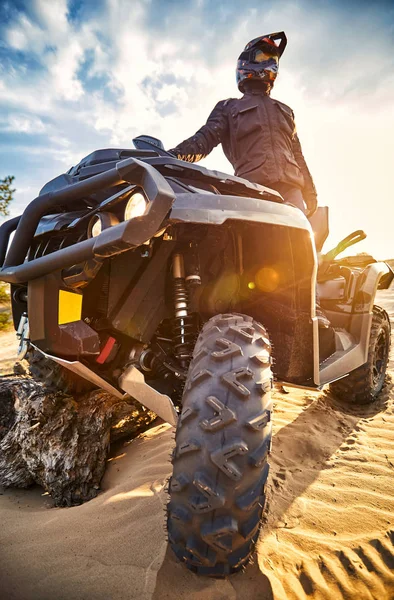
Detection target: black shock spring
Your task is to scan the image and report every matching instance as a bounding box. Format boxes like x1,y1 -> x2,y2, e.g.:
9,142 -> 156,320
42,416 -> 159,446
172,278 -> 195,366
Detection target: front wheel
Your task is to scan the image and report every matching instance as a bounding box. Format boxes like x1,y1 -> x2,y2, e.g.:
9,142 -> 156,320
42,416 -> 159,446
167,313 -> 273,576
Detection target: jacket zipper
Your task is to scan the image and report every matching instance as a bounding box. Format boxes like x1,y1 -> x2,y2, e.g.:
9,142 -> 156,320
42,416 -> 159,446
263,96 -> 276,172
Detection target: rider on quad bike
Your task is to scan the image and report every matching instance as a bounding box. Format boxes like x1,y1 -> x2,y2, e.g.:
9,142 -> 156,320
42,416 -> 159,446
171,32 -> 330,327
170,32 -> 317,217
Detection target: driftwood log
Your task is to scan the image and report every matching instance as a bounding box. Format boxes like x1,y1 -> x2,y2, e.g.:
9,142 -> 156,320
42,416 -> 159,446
0,377 -> 156,506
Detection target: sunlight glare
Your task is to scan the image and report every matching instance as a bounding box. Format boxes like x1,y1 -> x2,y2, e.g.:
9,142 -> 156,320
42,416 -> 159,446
256,266 -> 280,292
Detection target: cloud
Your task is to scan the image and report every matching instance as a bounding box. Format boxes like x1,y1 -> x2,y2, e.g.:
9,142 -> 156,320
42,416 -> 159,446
0,113 -> 47,133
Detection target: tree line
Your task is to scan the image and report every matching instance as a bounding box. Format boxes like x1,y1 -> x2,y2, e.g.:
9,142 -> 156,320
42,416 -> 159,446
0,176 -> 15,330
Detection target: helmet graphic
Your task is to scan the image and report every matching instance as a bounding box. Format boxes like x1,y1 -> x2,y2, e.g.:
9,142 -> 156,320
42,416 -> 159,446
236,32 -> 287,93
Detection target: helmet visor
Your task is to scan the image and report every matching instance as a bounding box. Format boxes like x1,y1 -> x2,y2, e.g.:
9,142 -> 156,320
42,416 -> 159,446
253,49 -> 279,64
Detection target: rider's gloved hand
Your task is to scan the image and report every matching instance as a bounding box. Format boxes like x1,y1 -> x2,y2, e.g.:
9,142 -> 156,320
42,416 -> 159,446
305,193 -> 318,217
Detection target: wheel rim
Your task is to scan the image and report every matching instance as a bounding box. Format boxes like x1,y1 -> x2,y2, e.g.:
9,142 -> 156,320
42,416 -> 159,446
372,327 -> 389,391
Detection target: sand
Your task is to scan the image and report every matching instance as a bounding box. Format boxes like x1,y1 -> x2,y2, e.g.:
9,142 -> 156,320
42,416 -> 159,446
0,289 -> 393,600
0,330 -> 19,374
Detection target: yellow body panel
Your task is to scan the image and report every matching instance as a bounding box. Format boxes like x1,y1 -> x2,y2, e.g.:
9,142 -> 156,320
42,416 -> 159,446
58,290 -> 83,325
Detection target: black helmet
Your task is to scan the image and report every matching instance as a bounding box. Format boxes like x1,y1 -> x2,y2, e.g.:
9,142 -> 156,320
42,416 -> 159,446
236,31 -> 287,93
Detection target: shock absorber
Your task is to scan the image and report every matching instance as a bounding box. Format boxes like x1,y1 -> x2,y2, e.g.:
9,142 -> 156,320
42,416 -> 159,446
172,253 -> 195,368
139,348 -> 169,379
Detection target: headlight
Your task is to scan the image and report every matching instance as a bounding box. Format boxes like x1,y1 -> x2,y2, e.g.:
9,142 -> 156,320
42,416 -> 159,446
89,215 -> 102,238
124,191 -> 148,220
88,213 -> 119,238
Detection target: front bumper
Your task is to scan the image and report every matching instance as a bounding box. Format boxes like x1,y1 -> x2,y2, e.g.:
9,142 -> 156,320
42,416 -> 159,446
0,157 -> 175,284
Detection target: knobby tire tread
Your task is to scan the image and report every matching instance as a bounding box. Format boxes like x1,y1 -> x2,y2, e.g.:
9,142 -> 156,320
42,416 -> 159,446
167,313 -> 273,576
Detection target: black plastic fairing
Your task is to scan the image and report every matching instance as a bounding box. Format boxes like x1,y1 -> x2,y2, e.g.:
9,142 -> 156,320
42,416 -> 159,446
108,240 -> 175,342
34,212 -> 87,236
68,148 -> 159,176
28,272 -> 100,358
143,157 -> 285,202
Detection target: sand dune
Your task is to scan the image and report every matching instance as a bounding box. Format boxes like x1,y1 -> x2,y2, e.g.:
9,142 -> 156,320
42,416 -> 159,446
259,386 -> 394,599
0,290 -> 393,599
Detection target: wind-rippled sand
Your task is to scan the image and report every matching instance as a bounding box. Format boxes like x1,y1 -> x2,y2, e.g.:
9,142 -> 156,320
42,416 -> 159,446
0,290 -> 393,599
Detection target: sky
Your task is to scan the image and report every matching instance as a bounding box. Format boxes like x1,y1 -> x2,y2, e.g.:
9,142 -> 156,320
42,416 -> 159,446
1,0 -> 394,258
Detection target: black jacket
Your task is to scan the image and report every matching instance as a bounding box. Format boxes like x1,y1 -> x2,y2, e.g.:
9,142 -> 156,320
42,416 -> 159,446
171,89 -> 317,209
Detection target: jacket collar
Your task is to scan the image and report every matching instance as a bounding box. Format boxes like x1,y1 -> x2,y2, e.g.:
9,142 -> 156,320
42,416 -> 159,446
242,80 -> 271,96
243,89 -> 270,96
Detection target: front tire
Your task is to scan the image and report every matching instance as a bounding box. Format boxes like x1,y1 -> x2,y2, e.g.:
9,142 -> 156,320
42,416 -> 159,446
330,306 -> 391,404
167,313 -> 273,576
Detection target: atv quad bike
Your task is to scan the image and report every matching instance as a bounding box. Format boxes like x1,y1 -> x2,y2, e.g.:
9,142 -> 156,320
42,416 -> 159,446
0,136 -> 392,576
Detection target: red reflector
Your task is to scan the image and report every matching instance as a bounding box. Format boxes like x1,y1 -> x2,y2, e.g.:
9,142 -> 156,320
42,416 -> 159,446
96,336 -> 116,364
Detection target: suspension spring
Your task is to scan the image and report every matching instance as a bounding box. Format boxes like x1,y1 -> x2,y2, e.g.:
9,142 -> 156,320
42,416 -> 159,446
172,254 -> 195,367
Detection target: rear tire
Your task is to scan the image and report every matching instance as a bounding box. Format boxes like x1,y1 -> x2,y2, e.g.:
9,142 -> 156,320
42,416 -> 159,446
330,306 -> 391,404
167,313 -> 273,576
26,346 -> 94,395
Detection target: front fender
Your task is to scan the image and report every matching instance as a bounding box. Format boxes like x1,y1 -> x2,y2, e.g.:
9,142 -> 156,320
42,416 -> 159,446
168,193 -> 312,231
353,262 -> 392,314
